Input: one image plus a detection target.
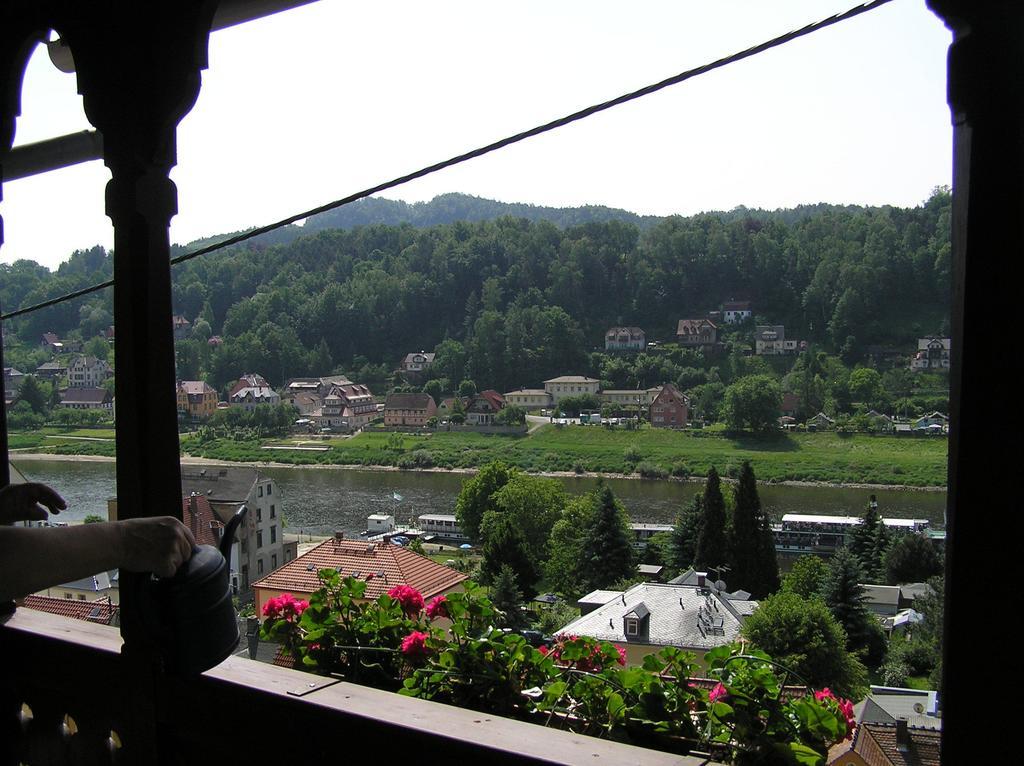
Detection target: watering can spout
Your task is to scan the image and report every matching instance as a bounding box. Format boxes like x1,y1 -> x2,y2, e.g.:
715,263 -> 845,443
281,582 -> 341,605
220,504 -> 247,560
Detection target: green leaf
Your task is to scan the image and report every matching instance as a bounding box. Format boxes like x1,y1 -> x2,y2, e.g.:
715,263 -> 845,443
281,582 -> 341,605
607,692 -> 626,721
787,742 -> 826,766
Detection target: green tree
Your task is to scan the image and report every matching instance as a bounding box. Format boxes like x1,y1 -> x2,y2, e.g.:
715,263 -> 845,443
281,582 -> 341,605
453,461 -> 516,543
723,374 -> 782,432
727,461 -> 779,597
819,548 -> 887,669
884,534 -> 942,585
782,555 -> 829,599
544,496 -> 595,598
576,484 -> 635,592
422,378 -> 448,402
83,514 -> 105,524
741,590 -> 869,700
483,473 -> 567,566
695,467 -> 728,571
848,367 -> 883,405
848,498 -> 891,583
495,404 -> 526,425
668,494 -> 703,572
84,335 -> 110,363
458,379 -> 477,398
17,375 -> 48,415
489,564 -> 526,629
479,515 -> 539,598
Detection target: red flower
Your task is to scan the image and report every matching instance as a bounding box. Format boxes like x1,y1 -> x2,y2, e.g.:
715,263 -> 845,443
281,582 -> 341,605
614,645 -> 627,666
388,585 -> 425,616
538,645 -> 549,656
263,593 -> 308,621
814,688 -> 856,739
425,595 -> 449,620
709,682 -> 728,703
401,630 -> 429,661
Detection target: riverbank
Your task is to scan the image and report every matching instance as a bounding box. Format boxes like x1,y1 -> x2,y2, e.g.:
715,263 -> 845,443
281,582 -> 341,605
9,450 -> 946,493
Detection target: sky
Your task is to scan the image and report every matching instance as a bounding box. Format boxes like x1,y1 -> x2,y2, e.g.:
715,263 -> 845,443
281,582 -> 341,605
1,0 -> 952,271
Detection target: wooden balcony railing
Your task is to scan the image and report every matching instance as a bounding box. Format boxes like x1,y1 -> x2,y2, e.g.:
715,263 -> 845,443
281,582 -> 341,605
1,609 -> 721,765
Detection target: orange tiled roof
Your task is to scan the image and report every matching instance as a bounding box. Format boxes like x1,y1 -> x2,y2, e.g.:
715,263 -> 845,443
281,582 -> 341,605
183,494 -> 224,548
19,595 -> 118,625
829,723 -> 941,766
252,538 -> 468,600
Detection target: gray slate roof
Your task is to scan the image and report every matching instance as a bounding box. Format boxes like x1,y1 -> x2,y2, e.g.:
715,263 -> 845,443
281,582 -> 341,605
559,582 -> 756,652
180,466 -> 260,503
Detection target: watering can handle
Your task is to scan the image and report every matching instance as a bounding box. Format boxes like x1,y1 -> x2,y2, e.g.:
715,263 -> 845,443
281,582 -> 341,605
220,505 -> 248,560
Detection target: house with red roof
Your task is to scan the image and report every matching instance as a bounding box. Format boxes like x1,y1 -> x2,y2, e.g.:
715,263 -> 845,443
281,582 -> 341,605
17,595 -> 119,626
465,389 -> 505,426
251,535 -> 468,617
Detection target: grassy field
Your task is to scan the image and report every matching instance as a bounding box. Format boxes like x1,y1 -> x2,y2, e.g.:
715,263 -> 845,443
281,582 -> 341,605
177,424 -> 946,487
9,423 -> 947,487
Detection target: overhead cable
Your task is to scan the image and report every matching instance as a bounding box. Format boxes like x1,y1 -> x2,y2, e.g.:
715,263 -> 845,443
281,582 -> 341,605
1,0 -> 893,322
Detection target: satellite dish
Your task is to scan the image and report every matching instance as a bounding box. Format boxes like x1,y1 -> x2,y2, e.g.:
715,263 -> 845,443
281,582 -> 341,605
913,703 -> 925,714
714,579 -> 728,592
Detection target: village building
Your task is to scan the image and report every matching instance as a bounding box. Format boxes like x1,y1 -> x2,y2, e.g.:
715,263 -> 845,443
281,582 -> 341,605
384,392 -> 437,426
176,380 -> 218,420
34,360 -> 68,380
251,535 -> 468,617
502,388 -> 552,410
543,375 -> 600,404
68,355 -> 111,388
177,466 -> 293,595
649,382 -> 688,428
754,325 -> 804,355
171,314 -> 192,340
604,326 -> 646,352
17,595 -> 119,627
561,580 -> 757,667
675,318 -> 718,348
59,387 -> 114,412
314,381 -> 377,432
601,387 -> 662,414
910,336 -> 951,372
40,332 -> 64,353
228,372 -> 281,410
3,367 -> 25,392
464,389 -> 505,425
399,351 -> 435,376
721,300 -> 752,324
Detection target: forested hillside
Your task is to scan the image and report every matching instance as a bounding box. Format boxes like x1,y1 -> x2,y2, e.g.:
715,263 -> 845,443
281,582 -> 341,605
1,188 -> 950,401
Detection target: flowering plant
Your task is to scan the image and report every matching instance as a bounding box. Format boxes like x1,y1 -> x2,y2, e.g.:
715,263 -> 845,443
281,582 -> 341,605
261,575 -> 852,764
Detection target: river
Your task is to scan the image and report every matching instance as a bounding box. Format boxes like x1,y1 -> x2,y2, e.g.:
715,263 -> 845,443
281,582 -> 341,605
12,458 -> 948,535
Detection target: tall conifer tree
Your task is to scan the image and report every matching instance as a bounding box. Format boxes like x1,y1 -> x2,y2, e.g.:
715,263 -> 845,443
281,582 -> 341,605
728,461 -> 780,597
695,467 -> 729,571
577,484 -> 634,592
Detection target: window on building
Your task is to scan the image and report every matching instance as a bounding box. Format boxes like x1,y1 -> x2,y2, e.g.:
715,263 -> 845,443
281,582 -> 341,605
272,554 -> 277,569
256,507 -> 262,522
257,530 -> 263,549
257,559 -> 264,575
625,618 -> 639,636
267,484 -> 272,495
270,526 -> 276,544
258,486 -> 263,497
270,504 -> 276,518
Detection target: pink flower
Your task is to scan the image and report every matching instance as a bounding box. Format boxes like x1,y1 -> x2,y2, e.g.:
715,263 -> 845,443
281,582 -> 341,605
538,645 -> 549,656
425,595 -> 449,620
388,585 -> 425,617
614,645 -> 627,666
709,682 -> 728,703
401,630 -> 429,661
264,594 -> 308,621
814,688 -> 856,739
263,597 -> 282,619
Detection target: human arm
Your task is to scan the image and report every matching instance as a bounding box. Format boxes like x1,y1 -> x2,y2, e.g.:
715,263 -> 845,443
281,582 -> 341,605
0,482 -> 67,525
0,516 -> 196,602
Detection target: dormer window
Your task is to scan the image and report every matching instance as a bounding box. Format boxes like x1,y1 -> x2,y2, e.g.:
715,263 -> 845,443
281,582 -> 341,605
625,618 -> 639,636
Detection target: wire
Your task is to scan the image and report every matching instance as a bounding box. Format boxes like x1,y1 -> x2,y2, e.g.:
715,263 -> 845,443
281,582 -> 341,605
0,0 -> 893,323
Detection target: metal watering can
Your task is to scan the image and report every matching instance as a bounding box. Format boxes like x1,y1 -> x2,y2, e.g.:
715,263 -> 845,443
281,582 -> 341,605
137,505 -> 247,675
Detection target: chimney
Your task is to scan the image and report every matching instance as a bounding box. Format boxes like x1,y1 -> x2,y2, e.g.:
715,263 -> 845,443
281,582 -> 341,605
696,572 -> 707,588
895,719 -> 910,753
335,531 -> 345,541
188,493 -> 200,539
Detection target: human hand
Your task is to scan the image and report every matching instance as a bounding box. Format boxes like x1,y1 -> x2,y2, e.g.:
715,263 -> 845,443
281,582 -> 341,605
117,516 -> 196,577
0,482 -> 67,525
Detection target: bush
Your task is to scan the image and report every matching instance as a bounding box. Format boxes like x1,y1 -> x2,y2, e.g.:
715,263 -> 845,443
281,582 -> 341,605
397,449 -> 434,469
623,444 -> 643,464
636,461 -> 668,479
670,461 -> 692,479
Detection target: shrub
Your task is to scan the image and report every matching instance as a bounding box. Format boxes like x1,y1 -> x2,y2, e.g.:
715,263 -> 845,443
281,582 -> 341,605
636,461 -> 668,479
623,444 -> 643,464
670,461 -> 691,479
